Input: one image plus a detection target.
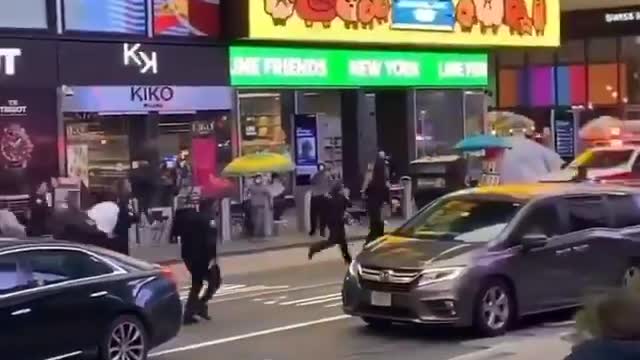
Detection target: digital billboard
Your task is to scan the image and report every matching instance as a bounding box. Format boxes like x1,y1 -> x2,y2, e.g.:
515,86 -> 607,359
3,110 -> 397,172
63,0 -> 147,34
154,0 -> 220,37
0,0 -> 48,29
249,0 -> 560,47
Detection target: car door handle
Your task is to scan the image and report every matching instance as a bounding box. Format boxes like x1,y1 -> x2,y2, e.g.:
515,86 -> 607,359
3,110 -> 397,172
555,248 -> 573,255
90,291 -> 109,298
11,308 -> 31,316
573,244 -> 590,252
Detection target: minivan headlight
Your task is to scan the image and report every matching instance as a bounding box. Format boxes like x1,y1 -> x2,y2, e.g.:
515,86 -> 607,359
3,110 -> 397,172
348,260 -> 360,277
418,267 -> 465,287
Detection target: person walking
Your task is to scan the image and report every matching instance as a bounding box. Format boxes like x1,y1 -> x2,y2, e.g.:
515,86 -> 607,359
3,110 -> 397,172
175,199 -> 220,324
112,179 -> 137,255
308,183 -> 352,264
26,182 -> 51,237
309,163 -> 331,237
365,156 -> 390,244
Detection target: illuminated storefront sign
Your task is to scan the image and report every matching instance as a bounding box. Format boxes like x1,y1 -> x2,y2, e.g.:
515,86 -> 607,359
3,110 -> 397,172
229,46 -> 488,87
249,0 -> 560,47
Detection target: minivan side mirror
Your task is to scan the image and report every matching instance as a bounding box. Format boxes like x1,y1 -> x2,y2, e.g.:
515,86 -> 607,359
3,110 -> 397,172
521,233 -> 548,251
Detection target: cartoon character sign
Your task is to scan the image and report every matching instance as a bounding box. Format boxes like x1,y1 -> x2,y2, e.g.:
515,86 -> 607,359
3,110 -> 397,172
505,0 -> 532,35
372,0 -> 390,24
336,0 -> 360,29
264,0 -> 295,26
455,0 -> 476,32
295,0 -> 337,28
474,0 -> 504,34
358,0 -> 376,29
532,0 -> 546,36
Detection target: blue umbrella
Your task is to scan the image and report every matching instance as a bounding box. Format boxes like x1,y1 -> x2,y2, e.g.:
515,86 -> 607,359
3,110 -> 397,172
454,135 -> 511,152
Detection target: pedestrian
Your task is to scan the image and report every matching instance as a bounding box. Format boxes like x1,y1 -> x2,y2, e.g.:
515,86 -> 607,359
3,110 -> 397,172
365,155 -> 390,244
268,173 -> 286,221
309,163 -> 331,237
111,178 -> 137,255
566,290 -> 640,360
247,174 -> 273,236
175,199 -> 220,324
308,182 -> 352,264
26,181 -> 51,237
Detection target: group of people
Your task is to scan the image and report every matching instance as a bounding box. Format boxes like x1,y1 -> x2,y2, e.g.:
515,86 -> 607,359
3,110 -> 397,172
307,152 -> 391,264
242,173 -> 287,236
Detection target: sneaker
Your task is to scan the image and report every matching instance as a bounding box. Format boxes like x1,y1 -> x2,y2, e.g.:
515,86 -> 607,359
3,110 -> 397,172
198,304 -> 211,321
183,316 -> 198,325
307,248 -> 314,260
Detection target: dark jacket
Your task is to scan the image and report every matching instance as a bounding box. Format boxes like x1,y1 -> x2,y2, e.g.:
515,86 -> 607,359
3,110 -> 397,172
174,208 -> 217,270
565,339 -> 640,360
326,192 -> 351,227
27,194 -> 49,237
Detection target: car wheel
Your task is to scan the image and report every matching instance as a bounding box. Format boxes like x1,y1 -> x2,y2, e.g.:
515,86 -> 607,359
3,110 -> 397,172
361,317 -> 392,330
474,280 -> 514,337
100,315 -> 149,360
622,265 -> 640,290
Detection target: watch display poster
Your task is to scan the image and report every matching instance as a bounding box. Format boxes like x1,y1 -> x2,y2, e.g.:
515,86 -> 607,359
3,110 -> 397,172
0,90 -> 58,195
293,114 -> 318,185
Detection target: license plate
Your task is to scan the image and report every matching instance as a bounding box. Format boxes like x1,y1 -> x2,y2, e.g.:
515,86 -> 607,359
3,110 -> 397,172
370,291 -> 392,307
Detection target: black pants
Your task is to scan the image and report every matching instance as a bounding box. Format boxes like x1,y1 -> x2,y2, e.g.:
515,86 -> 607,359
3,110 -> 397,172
184,261 -> 221,317
366,205 -> 384,244
309,224 -> 352,263
309,195 -> 327,236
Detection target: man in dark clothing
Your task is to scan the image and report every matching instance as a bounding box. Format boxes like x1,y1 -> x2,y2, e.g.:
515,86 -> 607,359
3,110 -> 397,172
365,157 -> 390,244
308,183 -> 352,264
309,163 -> 331,237
174,200 -> 220,324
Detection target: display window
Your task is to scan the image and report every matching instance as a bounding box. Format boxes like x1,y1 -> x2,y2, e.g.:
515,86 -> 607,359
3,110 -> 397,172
238,92 -> 288,155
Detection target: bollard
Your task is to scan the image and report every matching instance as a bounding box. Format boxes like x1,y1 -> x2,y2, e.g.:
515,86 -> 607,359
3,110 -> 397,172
400,176 -> 414,220
296,189 -> 312,233
220,198 -> 231,243
263,201 -> 274,237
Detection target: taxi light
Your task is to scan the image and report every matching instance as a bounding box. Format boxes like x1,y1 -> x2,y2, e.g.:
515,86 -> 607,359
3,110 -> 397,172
611,127 -> 621,136
610,139 -> 624,147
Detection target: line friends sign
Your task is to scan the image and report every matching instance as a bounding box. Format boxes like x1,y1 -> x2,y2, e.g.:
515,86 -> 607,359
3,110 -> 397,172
251,0 -> 559,47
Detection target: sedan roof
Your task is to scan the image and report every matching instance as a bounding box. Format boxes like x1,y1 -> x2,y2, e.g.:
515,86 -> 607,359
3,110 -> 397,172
0,238 -> 85,252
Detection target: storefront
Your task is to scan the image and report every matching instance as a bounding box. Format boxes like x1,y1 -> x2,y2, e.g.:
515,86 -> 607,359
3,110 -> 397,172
58,41 -> 232,201
496,5 -> 640,144
226,0 -> 560,192
0,39 -> 59,196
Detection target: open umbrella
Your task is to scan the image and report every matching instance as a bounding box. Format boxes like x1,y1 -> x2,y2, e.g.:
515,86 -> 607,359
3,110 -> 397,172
222,151 -> 295,177
455,134 -> 511,152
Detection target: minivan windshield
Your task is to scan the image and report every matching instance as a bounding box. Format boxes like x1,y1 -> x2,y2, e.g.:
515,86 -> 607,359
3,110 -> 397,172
393,197 -> 523,242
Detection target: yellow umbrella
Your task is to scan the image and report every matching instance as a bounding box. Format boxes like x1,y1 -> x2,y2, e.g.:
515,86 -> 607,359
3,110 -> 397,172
222,151 -> 295,176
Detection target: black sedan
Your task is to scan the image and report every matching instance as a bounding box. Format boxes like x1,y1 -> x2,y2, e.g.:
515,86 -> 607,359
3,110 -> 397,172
0,239 -> 182,360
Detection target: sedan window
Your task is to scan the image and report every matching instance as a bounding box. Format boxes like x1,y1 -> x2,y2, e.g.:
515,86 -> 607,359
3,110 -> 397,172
0,254 -> 36,295
17,250 -> 114,287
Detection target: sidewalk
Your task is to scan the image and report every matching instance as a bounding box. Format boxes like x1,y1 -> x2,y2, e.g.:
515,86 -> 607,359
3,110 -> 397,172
453,334 -> 574,360
131,216 -> 403,264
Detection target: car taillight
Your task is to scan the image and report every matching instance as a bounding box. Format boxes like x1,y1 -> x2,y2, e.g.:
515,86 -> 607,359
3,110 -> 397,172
160,266 -> 177,286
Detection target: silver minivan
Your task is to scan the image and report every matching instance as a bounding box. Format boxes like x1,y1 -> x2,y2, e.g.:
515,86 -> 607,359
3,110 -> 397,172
343,183 -> 640,336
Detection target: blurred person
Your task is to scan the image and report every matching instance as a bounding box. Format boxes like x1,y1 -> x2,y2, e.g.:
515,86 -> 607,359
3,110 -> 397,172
0,203 -> 26,239
247,174 -> 272,236
567,291 -> 640,360
111,178 -> 137,255
268,173 -> 286,221
309,163 -> 330,237
365,156 -> 390,244
308,182 -> 352,264
175,199 -> 219,324
26,181 -> 51,237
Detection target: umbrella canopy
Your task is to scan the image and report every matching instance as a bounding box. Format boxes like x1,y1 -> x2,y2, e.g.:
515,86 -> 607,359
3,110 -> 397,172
455,135 -> 511,152
222,152 -> 295,177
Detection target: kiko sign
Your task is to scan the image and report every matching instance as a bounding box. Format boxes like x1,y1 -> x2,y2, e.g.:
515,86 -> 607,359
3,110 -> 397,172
123,43 -> 158,74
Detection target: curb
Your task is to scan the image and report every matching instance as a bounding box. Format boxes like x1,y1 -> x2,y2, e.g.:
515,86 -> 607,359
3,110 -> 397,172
155,235 -> 367,266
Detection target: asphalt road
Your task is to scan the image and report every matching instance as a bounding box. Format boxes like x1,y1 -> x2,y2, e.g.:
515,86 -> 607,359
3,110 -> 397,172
149,258 -> 575,360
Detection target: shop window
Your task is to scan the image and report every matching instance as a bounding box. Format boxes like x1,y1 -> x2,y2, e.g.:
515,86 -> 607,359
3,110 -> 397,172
557,65 -> 587,106
296,91 -> 343,179
588,63 -> 620,106
238,92 -> 288,155
621,36 -> 640,105
498,69 -> 526,108
415,90 -> 463,157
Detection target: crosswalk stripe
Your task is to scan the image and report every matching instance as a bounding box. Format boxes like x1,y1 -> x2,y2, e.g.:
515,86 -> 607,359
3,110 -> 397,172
324,302 -> 343,308
279,293 -> 340,306
296,295 -> 342,307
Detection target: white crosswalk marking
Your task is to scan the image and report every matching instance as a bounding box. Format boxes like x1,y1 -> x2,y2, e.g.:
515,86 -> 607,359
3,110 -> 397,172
279,293 -> 341,306
179,283 -> 289,300
324,302 -> 343,308
296,295 -> 342,307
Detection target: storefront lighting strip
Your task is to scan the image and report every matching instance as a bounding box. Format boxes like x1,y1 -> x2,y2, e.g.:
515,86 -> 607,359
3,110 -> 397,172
97,112 -> 148,115
237,93 -> 281,99
158,111 -> 197,115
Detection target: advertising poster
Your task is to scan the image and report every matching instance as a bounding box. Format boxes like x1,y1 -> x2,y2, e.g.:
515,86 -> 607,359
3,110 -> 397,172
294,114 -> 318,183
0,90 -> 58,195
66,144 -> 89,187
63,0 -> 147,34
552,109 -> 577,161
154,0 -> 220,36
249,0 -> 560,47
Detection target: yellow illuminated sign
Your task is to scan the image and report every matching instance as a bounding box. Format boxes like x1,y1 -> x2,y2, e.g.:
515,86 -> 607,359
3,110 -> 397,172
251,0 -> 559,47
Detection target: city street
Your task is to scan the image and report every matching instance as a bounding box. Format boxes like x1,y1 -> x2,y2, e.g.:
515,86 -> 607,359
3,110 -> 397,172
151,254 -> 575,360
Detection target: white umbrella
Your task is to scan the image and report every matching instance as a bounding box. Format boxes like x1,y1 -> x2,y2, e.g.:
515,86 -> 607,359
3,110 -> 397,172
499,136 -> 564,184
87,202 -> 119,235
